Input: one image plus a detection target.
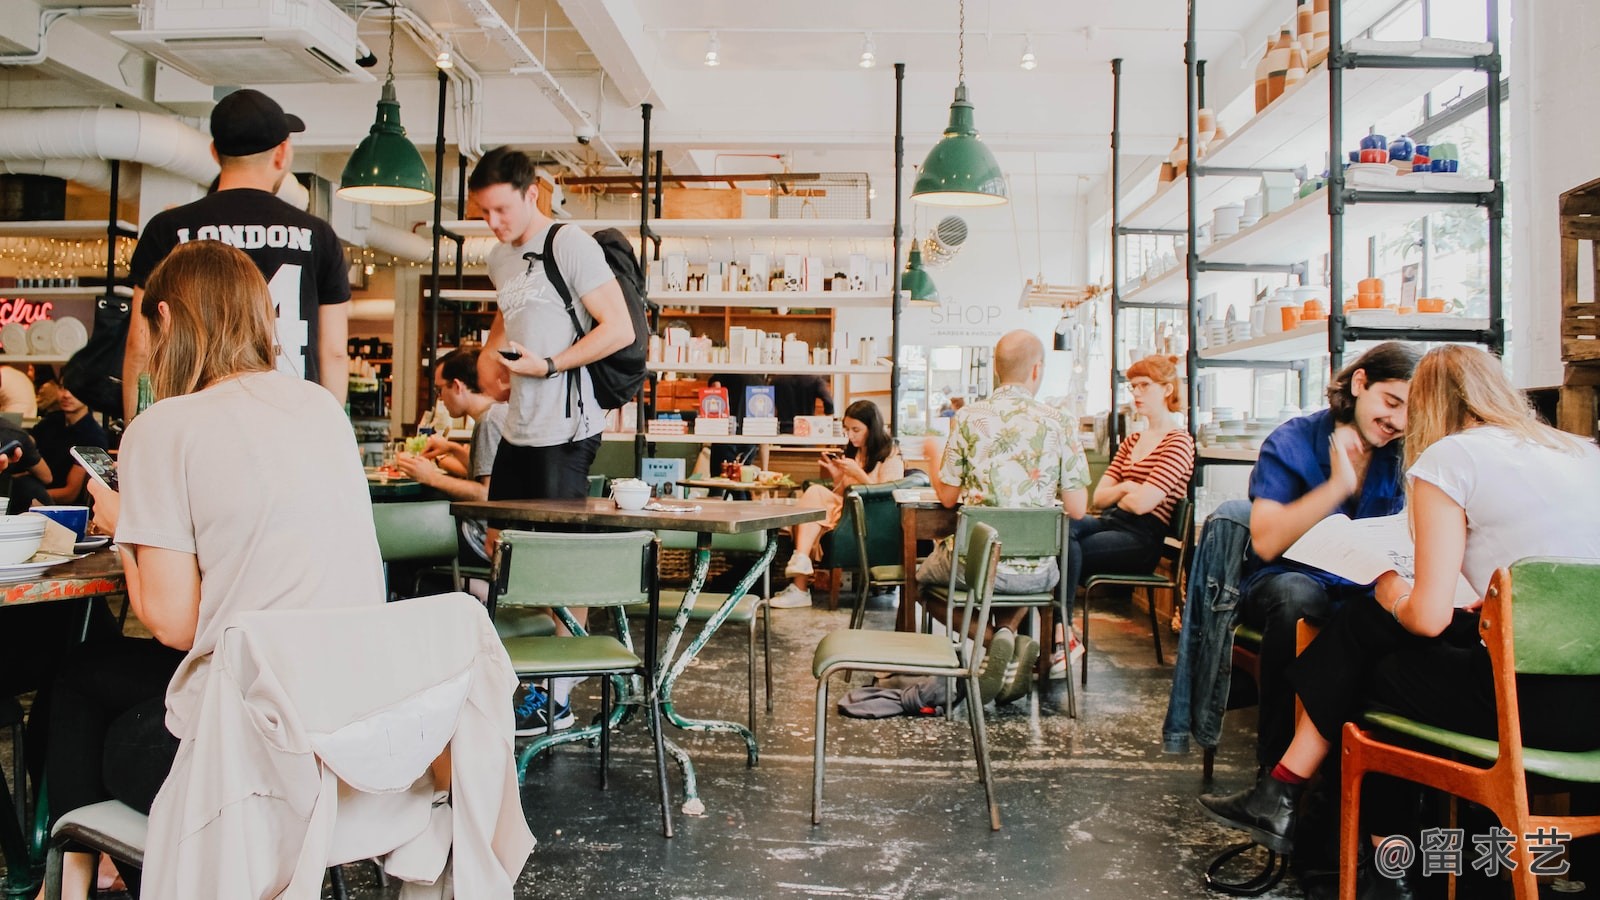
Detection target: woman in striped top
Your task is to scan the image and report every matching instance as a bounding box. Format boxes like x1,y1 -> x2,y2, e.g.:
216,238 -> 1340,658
1062,354 -> 1196,615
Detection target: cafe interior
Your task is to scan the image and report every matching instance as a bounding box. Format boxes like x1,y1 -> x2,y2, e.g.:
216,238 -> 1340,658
0,0 -> 1597,896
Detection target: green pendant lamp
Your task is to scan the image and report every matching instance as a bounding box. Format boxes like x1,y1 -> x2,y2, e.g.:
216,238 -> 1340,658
912,0 -> 1008,207
338,12 -> 434,206
902,246 -> 939,306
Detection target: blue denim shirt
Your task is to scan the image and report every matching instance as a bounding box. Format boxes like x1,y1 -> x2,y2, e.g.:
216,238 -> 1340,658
1240,409 -> 1405,596
1162,499 -> 1253,754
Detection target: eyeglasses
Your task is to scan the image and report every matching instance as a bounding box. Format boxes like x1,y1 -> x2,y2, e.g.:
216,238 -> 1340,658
1127,380 -> 1161,393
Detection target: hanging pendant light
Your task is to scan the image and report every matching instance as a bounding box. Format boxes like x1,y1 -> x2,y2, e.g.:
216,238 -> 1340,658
338,11 -> 434,206
913,0 -> 1008,207
902,246 -> 939,306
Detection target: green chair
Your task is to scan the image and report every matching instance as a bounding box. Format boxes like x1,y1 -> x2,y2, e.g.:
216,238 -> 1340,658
371,500 -> 459,598
819,471 -> 931,626
1340,558 -> 1600,900
812,521 -> 1004,830
927,506 -> 1076,716
1081,497 -> 1194,683
628,529 -> 772,734
489,530 -> 674,837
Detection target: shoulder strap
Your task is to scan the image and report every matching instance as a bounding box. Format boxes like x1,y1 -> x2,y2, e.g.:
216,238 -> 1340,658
538,223 -> 588,339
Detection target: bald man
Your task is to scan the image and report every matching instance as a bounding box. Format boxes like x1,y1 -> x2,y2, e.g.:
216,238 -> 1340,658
918,330 -> 1090,699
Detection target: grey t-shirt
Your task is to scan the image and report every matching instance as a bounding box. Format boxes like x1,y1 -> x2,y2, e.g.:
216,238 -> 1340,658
462,402 -> 509,561
486,224 -> 616,447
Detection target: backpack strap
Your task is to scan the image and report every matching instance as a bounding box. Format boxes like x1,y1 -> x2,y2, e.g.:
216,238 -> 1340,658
538,223 -> 589,340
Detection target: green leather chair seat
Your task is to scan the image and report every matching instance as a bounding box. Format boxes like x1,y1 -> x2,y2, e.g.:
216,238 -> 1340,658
1085,572 -> 1171,588
1362,711 -> 1600,784
493,607 -> 558,639
627,591 -> 759,624
1234,624 -> 1264,651
868,564 -> 905,582
812,630 -> 958,678
501,635 -> 642,676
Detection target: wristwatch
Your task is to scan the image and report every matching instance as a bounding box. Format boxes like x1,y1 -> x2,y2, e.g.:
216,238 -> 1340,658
543,357 -> 560,379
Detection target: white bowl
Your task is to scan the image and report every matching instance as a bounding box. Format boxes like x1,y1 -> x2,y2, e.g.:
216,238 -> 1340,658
611,483 -> 651,511
0,517 -> 45,564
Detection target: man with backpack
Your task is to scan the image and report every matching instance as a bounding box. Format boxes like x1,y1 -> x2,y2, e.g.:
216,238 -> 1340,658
467,146 -> 636,734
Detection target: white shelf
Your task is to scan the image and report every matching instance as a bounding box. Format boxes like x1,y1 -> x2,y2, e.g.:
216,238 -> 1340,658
1199,314 -> 1492,362
1123,175 -> 1258,233
1198,447 -> 1260,462
654,291 -> 890,309
1205,44 -> 1484,173
1121,264 -> 1258,308
614,432 -> 843,447
438,219 -> 891,239
1199,187 -> 1465,266
649,361 -> 891,376
0,353 -> 72,364
0,220 -> 137,238
0,285 -> 132,300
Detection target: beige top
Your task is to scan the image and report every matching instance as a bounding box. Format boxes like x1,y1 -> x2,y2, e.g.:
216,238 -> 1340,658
116,370 -> 385,738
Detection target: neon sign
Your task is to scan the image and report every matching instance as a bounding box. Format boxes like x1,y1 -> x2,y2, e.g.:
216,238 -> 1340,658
0,299 -> 54,325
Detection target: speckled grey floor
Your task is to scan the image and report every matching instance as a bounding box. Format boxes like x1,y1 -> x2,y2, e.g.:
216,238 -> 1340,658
14,592 -> 1567,898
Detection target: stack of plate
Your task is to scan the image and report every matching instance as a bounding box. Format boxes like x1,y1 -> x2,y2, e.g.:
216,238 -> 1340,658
1,323 -> 25,356
0,515 -> 46,565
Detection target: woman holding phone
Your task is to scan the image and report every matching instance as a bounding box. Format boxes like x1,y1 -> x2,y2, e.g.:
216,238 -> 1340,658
41,240 -> 385,898
768,399 -> 903,608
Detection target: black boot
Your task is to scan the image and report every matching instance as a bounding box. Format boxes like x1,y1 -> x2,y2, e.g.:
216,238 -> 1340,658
1356,844 -> 1417,900
1198,775 -> 1303,853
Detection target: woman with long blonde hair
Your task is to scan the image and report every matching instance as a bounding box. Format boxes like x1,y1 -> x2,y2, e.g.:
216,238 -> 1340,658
1201,345 -> 1600,896
42,240 -> 385,897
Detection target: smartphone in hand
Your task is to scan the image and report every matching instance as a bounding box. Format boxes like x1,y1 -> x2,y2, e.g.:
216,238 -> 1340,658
70,446 -> 118,491
498,348 -> 523,361
0,438 -> 21,458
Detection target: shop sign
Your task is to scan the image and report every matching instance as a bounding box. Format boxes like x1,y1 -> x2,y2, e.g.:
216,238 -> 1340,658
0,299 -> 54,325
902,294 -> 1015,346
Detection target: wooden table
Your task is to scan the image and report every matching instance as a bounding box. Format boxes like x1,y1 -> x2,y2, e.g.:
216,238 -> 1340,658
450,497 -> 823,814
0,548 -> 125,898
678,477 -> 795,496
898,497 -> 958,632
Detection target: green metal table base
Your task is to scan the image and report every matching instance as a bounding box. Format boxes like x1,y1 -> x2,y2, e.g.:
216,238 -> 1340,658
517,529 -> 774,815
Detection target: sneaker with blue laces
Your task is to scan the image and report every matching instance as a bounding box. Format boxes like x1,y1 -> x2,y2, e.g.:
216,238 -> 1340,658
514,683 -> 575,736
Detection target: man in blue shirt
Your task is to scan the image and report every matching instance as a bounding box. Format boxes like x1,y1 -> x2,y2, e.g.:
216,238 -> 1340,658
1199,342 -> 1419,869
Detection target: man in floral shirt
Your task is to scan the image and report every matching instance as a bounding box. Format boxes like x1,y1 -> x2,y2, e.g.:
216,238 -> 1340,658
917,330 -> 1090,699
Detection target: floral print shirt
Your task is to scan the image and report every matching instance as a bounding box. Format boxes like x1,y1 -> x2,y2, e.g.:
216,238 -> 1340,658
939,384 -> 1091,508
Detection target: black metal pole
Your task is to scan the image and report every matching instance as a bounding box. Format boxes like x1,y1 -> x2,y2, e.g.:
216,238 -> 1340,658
1109,58 -> 1123,451
1328,0 -> 1346,371
1183,2 -> 1199,437
105,159 -> 120,304
1484,0 -> 1504,356
891,62 -> 905,436
455,154 -> 467,288
1196,59 -> 1206,109
426,67 -> 448,414
636,103 -> 653,476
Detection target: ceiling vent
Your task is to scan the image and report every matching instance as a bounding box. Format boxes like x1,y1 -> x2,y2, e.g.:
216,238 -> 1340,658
113,0 -> 374,85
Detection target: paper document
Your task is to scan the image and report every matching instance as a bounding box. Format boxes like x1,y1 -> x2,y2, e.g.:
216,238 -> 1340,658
893,488 -> 938,504
1282,513 -> 1479,607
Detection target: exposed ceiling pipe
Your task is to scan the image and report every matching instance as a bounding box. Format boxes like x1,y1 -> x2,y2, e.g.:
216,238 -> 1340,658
384,4 -> 486,160
458,0 -> 626,168
0,7 -> 138,66
0,158 -> 115,191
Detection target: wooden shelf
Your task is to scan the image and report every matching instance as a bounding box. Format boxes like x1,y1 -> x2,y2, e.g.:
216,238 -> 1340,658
1199,187 -> 1468,266
0,354 -> 72,364
1199,314 -> 1492,362
646,358 -> 889,373
615,432 -> 844,447
653,291 -> 890,309
0,285 -> 132,300
1198,447 -> 1261,463
0,220 -> 137,238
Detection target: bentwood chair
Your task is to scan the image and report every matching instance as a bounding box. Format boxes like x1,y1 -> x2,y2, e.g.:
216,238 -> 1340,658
629,529 -> 773,734
812,521 -> 1004,830
489,530 -> 675,837
927,506 -> 1076,717
1339,558 -> 1600,900
1081,497 -> 1194,683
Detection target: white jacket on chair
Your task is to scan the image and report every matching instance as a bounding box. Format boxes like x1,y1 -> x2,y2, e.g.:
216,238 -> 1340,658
143,593 -> 534,899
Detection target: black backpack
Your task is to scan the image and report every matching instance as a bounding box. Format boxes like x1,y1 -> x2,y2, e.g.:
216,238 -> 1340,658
538,223 -> 654,409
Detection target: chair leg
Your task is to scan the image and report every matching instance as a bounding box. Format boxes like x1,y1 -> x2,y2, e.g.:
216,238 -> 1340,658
1149,587 -> 1167,665
965,670 -> 1001,831
645,672 -> 674,838
599,673 -> 611,790
761,602 -> 774,713
827,568 -> 840,610
1339,736 -> 1364,900
812,674 -> 830,825
44,842 -> 63,900
329,864 -> 350,900
1080,587 -> 1092,686
1202,746 -> 1215,782
746,613 -> 758,734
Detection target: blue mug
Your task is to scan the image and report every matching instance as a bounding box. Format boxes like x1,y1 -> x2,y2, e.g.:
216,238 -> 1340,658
33,505 -> 88,540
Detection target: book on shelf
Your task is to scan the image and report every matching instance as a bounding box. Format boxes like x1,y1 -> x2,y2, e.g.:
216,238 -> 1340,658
1282,513 -> 1478,607
745,385 -> 776,419
647,418 -> 688,436
693,416 -> 734,436
742,418 -> 779,437
697,386 -> 729,418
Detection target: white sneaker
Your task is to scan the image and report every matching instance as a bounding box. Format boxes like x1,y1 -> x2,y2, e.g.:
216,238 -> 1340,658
766,584 -> 812,609
784,553 -> 814,577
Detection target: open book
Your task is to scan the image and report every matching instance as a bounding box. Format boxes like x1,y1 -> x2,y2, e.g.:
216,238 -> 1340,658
1282,513 -> 1480,608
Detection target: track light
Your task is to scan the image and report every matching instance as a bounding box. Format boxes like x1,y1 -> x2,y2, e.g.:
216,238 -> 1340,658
1020,36 -> 1037,71
704,31 -> 720,67
435,35 -> 453,70
859,33 -> 876,69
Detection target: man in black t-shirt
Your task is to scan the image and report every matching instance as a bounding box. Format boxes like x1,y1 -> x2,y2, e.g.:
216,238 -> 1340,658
124,89 -> 350,418
31,371 -> 109,505
771,374 -> 834,434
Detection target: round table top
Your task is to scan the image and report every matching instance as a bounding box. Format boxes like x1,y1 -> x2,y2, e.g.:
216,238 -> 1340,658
680,477 -> 794,492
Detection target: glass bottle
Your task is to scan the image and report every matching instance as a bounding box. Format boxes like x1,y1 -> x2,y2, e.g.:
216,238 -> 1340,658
135,373 -> 154,417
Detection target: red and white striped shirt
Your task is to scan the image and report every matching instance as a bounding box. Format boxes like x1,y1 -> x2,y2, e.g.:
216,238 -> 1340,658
1104,429 -> 1196,525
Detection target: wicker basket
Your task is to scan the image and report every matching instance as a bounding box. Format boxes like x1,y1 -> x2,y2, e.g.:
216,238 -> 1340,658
657,548 -> 734,586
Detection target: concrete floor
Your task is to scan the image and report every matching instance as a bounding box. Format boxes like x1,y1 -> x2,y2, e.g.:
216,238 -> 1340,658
9,590 -> 1585,898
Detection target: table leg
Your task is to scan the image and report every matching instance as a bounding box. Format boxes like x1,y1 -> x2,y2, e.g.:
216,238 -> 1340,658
655,532 -> 773,771
899,506 -> 919,632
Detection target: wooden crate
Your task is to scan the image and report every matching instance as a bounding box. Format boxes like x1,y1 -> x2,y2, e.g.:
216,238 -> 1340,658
1558,177 -> 1600,438
662,188 -> 741,220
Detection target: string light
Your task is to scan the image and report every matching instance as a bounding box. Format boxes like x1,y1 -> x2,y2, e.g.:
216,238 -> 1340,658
1020,36 -> 1037,71
859,33 -> 876,69
704,31 -> 720,67
435,35 -> 454,70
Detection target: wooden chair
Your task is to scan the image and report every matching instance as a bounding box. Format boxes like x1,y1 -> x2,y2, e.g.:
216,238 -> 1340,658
811,522 -> 1003,829
1080,497 -> 1194,684
1339,558 -> 1600,900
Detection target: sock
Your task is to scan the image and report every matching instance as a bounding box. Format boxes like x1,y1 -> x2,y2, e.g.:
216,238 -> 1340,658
1270,762 -> 1309,785
551,676 -> 586,707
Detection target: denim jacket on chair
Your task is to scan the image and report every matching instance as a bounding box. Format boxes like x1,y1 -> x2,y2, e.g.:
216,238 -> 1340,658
1160,499 -> 1252,754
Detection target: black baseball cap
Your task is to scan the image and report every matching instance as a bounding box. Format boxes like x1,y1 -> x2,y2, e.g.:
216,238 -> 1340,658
210,89 -> 305,157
